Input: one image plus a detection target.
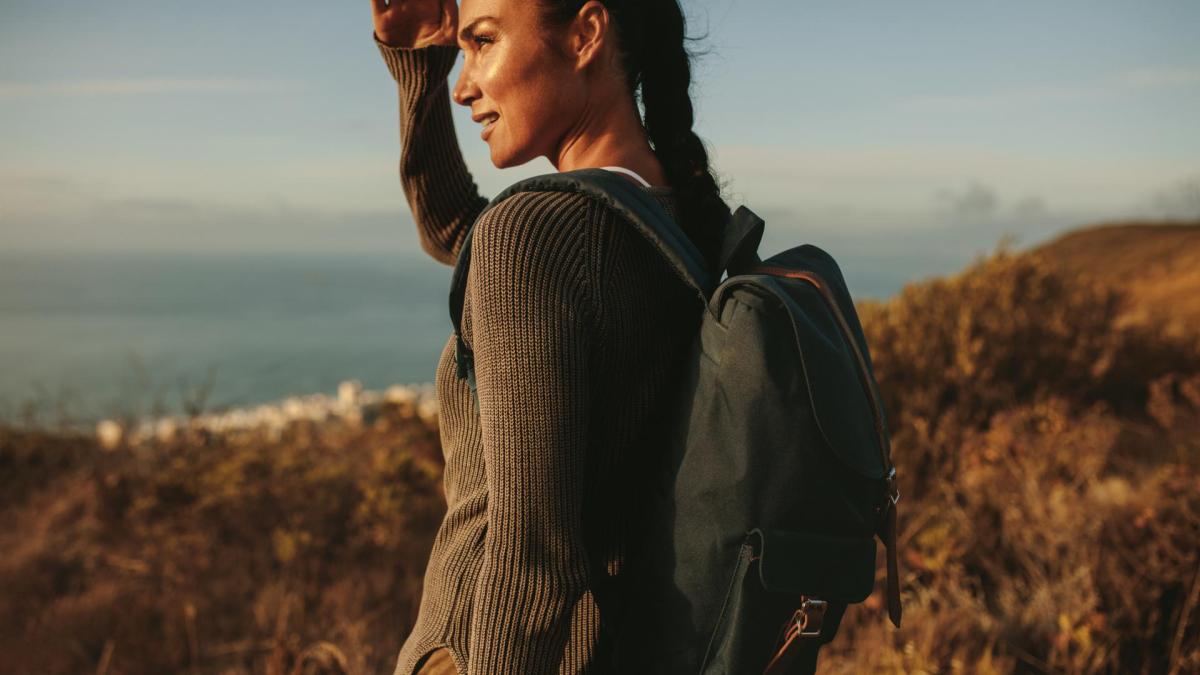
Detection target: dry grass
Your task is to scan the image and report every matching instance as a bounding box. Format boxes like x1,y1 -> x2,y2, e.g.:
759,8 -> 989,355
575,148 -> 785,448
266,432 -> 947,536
1032,220 -> 1200,335
0,404 -> 445,675
822,247 -> 1200,674
2,234 -> 1199,674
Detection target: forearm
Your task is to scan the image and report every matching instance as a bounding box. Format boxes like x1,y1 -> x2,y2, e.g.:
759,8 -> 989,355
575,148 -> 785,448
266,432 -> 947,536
468,531 -> 591,673
377,40 -> 487,265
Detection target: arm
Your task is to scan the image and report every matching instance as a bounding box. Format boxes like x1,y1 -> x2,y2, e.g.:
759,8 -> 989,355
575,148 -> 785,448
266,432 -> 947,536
376,40 -> 487,265
465,193 -> 599,674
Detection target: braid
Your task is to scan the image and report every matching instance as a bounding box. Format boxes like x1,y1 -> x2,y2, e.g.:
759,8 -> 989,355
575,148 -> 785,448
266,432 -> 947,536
635,1 -> 728,274
540,0 -> 730,275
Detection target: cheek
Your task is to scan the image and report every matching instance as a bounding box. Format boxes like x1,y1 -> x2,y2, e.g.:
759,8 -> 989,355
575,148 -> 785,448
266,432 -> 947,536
508,69 -> 578,141
481,51 -> 577,156
479,64 -> 518,133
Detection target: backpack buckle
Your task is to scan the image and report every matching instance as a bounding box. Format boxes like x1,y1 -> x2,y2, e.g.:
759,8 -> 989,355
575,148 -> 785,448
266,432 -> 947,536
885,466 -> 900,506
797,597 -> 827,638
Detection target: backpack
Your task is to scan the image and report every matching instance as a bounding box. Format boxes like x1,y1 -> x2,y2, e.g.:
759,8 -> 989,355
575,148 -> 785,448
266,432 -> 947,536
448,168 -> 901,674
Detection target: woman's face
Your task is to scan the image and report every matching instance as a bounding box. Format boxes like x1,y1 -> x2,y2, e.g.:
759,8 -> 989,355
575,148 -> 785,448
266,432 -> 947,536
452,0 -> 586,168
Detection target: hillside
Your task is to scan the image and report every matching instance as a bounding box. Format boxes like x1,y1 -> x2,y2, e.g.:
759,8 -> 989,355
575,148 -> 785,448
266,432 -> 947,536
1032,220 -> 1200,334
2,222 -> 1199,674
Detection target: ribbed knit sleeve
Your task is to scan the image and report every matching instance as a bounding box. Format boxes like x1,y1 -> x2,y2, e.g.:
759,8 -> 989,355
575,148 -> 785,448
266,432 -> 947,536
377,39 -> 488,266
465,191 -> 600,674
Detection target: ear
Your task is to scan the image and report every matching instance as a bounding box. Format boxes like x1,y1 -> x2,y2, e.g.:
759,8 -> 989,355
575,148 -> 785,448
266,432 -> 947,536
567,1 -> 612,72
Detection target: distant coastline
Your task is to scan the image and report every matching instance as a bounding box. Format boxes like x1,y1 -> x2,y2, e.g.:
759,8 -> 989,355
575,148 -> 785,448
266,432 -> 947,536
92,380 -> 439,450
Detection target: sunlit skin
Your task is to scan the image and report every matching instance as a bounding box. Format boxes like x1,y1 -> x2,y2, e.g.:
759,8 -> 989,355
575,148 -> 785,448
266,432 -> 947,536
372,0 -> 667,186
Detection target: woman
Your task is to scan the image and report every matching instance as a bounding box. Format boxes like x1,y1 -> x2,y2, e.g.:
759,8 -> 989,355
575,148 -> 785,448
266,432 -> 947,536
370,1 -> 728,673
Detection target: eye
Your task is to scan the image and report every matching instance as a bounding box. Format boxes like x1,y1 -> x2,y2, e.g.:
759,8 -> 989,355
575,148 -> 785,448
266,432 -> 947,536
473,35 -> 494,49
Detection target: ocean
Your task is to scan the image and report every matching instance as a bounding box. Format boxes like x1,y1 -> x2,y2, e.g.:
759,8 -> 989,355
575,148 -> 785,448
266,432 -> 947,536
0,247 -> 923,425
0,250 -> 454,424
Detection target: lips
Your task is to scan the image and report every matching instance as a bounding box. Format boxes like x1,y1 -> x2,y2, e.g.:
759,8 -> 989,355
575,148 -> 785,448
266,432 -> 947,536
473,112 -> 499,140
476,112 -> 499,127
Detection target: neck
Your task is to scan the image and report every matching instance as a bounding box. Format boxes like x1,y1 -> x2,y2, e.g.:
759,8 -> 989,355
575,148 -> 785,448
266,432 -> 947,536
550,90 -> 667,187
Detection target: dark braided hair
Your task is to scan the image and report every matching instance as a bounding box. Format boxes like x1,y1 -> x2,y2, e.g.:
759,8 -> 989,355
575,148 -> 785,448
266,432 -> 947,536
540,0 -> 730,276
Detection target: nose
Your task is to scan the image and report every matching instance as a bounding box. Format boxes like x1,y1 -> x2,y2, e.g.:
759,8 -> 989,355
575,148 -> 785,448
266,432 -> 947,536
452,61 -> 480,108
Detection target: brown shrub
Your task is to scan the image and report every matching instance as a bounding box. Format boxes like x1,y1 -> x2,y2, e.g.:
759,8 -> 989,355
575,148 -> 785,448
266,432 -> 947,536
824,248 -> 1200,673
859,247 -> 1200,500
823,399 -> 1200,674
0,407 -> 445,675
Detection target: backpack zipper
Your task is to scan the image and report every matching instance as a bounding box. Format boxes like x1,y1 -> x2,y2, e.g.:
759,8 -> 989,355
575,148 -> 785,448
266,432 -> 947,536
747,265 -> 894,479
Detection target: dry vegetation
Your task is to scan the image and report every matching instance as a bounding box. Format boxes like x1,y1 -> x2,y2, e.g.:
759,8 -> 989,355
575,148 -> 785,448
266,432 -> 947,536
0,406 -> 445,675
2,224 -> 1199,674
823,239 -> 1200,674
1033,220 -> 1200,335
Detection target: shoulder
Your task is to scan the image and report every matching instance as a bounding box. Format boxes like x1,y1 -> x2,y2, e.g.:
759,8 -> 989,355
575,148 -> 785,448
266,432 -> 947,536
473,190 -> 614,243
467,191 -> 624,321
470,190 -> 622,276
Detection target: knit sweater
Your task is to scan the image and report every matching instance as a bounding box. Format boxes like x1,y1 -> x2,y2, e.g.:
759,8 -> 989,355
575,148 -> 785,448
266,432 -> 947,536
378,42 -> 704,675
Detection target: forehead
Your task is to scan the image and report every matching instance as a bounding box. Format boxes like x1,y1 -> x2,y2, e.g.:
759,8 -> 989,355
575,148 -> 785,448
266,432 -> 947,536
459,0 -> 540,24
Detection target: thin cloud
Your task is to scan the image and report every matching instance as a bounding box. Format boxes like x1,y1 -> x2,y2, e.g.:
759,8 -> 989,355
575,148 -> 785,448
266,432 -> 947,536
1147,175 -> 1200,220
936,180 -> 999,219
899,85 -> 1094,113
1115,66 -> 1200,89
0,78 -> 304,98
102,197 -> 203,216
1013,195 -> 1048,220
897,64 -> 1200,113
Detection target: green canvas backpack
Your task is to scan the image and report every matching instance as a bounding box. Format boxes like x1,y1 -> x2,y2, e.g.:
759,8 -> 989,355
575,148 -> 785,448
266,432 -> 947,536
449,168 -> 901,674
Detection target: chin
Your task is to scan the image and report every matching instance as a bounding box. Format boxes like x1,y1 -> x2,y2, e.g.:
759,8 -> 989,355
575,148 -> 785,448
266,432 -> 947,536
489,150 -> 514,169
488,140 -> 538,170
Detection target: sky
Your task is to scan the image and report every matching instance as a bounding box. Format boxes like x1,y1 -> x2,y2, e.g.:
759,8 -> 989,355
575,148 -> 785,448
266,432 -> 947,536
2,0 -> 1198,267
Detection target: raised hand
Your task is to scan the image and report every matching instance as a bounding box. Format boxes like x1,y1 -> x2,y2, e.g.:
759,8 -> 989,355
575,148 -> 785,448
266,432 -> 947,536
371,0 -> 458,49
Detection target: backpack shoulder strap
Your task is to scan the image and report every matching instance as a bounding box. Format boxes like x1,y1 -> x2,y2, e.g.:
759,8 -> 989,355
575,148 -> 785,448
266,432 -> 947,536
448,167 -> 717,340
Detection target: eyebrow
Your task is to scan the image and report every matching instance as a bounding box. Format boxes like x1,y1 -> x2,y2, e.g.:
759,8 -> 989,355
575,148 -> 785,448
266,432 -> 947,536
459,16 -> 499,43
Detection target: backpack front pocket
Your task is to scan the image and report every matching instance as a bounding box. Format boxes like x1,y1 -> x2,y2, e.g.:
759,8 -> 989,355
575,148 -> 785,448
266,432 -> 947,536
697,528 -> 876,675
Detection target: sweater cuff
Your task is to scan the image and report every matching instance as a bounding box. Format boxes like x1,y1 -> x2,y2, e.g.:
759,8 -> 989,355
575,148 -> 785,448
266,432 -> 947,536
375,35 -> 459,84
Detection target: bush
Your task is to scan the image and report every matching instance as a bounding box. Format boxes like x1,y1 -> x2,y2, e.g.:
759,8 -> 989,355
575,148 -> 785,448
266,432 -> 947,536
0,405 -> 445,675
859,247 -> 1200,500
819,249 -> 1200,673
